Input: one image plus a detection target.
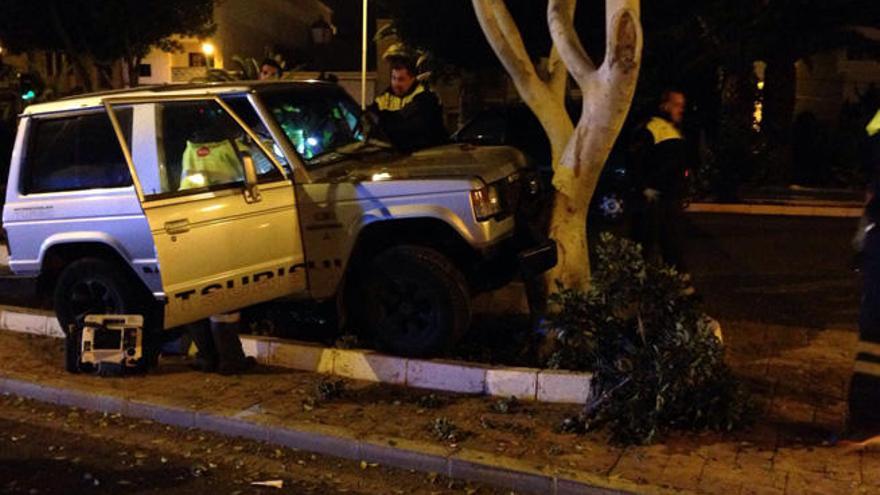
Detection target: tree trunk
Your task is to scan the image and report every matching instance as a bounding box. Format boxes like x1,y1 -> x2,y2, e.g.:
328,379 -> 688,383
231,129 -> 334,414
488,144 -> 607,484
127,57 -> 141,88
48,1 -> 93,93
544,1 -> 642,290
714,66 -> 755,201
762,58 -> 797,184
473,0 -> 641,294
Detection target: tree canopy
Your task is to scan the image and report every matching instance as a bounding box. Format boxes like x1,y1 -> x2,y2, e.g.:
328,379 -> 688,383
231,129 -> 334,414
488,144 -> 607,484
0,0 -> 215,90
378,0 -> 605,73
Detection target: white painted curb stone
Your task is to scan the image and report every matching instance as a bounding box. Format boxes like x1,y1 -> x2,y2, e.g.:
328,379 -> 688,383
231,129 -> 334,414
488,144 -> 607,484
0,306 -> 592,404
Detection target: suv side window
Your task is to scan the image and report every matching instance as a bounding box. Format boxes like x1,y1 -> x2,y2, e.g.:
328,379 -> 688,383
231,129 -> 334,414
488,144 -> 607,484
222,96 -> 290,169
23,110 -> 132,194
144,100 -> 279,199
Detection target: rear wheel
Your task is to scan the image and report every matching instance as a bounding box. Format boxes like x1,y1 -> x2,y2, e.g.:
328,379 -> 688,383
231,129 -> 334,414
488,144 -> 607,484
53,258 -> 159,373
353,246 -> 471,357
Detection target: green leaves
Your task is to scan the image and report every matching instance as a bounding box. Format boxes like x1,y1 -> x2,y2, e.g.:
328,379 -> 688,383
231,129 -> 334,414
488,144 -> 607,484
547,233 -> 753,445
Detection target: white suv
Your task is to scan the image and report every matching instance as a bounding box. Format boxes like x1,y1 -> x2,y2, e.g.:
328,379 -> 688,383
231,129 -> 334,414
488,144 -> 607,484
3,81 -> 556,359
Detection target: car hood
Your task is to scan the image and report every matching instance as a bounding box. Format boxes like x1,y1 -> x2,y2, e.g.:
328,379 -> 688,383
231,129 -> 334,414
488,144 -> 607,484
324,144 -> 528,185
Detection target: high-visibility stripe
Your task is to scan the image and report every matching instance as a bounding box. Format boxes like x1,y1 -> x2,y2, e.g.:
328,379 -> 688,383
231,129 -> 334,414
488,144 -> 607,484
646,117 -> 683,145
375,84 -> 427,112
855,359 -> 880,377
867,109 -> 880,137
859,340 -> 880,358
857,352 -> 880,365
210,312 -> 241,324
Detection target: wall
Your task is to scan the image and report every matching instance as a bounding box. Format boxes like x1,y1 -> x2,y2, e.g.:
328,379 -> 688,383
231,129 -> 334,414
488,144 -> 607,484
139,0 -> 334,85
214,0 -> 332,69
795,49 -> 880,124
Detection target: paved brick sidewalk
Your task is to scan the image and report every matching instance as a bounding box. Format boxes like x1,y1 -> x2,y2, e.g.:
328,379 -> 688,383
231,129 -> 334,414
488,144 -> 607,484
0,322 -> 875,495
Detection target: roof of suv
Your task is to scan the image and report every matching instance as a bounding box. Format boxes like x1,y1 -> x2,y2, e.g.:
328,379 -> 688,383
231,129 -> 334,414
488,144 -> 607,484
22,80 -> 337,116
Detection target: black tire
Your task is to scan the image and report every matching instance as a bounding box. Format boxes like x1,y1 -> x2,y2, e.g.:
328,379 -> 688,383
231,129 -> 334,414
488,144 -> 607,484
53,257 -> 158,372
353,245 -> 471,357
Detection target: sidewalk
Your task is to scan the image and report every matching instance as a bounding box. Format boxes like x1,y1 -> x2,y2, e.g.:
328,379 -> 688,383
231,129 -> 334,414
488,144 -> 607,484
687,186 -> 864,218
0,315 -> 873,495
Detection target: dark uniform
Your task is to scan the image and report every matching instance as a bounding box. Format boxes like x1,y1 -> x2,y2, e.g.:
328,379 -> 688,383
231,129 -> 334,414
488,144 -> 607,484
369,82 -> 447,153
850,109 -> 880,427
630,115 -> 690,272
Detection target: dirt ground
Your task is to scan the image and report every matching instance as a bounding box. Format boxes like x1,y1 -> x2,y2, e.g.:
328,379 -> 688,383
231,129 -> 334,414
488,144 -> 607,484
0,327 -> 875,494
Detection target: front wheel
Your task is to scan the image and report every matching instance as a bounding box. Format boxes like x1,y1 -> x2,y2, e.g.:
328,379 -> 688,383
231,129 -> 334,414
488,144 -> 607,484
54,257 -> 159,373
353,246 -> 471,358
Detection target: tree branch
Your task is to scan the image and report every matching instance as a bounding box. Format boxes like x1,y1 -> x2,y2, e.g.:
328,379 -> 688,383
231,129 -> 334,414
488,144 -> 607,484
547,0 -> 596,86
603,0 -> 642,76
473,0 -> 574,170
548,46 -> 568,102
472,0 -> 549,103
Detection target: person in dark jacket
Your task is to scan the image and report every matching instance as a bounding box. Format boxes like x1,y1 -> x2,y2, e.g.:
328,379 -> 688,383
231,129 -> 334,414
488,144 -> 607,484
368,58 -> 447,153
630,89 -> 690,273
850,108 -> 880,429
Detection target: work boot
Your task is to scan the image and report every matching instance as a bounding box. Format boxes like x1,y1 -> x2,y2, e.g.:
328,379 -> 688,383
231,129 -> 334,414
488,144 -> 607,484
210,312 -> 256,375
187,320 -> 218,372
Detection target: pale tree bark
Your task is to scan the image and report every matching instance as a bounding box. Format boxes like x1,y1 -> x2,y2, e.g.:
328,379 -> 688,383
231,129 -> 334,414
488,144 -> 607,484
472,0 -> 574,168
473,0 -> 642,292
546,0 -> 642,290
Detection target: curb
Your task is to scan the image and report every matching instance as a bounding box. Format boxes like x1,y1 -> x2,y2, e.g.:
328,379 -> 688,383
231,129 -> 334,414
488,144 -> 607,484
686,202 -> 862,218
0,375 -> 667,495
0,305 -> 592,404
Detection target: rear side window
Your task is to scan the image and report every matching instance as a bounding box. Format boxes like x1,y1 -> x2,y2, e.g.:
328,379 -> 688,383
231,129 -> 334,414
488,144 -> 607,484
22,110 -> 132,194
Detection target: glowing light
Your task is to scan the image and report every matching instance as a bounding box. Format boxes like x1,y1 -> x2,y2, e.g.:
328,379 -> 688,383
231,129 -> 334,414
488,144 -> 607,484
21,90 -> 35,101
188,173 -> 206,186
757,81 -> 765,90
371,172 -> 392,181
306,137 -> 319,147
201,42 -> 215,56
752,101 -> 763,132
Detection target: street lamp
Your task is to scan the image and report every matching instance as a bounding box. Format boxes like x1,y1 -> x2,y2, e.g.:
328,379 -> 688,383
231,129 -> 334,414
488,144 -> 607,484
201,42 -> 215,68
361,0 -> 368,109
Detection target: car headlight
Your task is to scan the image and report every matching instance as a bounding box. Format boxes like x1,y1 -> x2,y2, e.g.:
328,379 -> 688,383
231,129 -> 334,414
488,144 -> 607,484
471,184 -> 504,221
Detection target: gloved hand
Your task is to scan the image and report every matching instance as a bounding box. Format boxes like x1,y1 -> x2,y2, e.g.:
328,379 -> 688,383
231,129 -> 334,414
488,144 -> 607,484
643,188 -> 660,202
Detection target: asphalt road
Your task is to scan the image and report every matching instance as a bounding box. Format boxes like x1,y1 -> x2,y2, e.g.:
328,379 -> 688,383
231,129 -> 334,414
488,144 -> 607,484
682,213 -> 860,330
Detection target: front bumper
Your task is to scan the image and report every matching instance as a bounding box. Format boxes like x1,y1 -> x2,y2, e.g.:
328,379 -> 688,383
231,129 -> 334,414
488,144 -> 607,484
517,239 -> 557,278
472,235 -> 557,292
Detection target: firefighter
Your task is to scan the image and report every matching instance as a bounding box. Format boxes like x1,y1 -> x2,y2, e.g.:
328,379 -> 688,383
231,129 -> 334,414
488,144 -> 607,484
850,108 -> 880,428
630,89 -> 691,274
368,54 -> 447,153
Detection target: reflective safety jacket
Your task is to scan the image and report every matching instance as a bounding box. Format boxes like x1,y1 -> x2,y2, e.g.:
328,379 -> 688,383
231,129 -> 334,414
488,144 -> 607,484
629,115 -> 689,201
369,83 -> 448,152
868,109 -> 880,138
179,138 -> 276,190
865,109 -> 880,222
180,140 -> 243,190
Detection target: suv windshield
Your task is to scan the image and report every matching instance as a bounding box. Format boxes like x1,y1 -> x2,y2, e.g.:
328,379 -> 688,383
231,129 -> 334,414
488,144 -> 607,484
260,88 -> 385,168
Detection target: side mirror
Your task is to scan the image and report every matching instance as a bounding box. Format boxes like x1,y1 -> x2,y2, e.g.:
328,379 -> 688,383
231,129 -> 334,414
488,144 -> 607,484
241,153 -> 262,203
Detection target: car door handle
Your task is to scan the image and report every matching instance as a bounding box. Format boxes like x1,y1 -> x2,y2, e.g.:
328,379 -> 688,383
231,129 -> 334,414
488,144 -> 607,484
164,219 -> 190,235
